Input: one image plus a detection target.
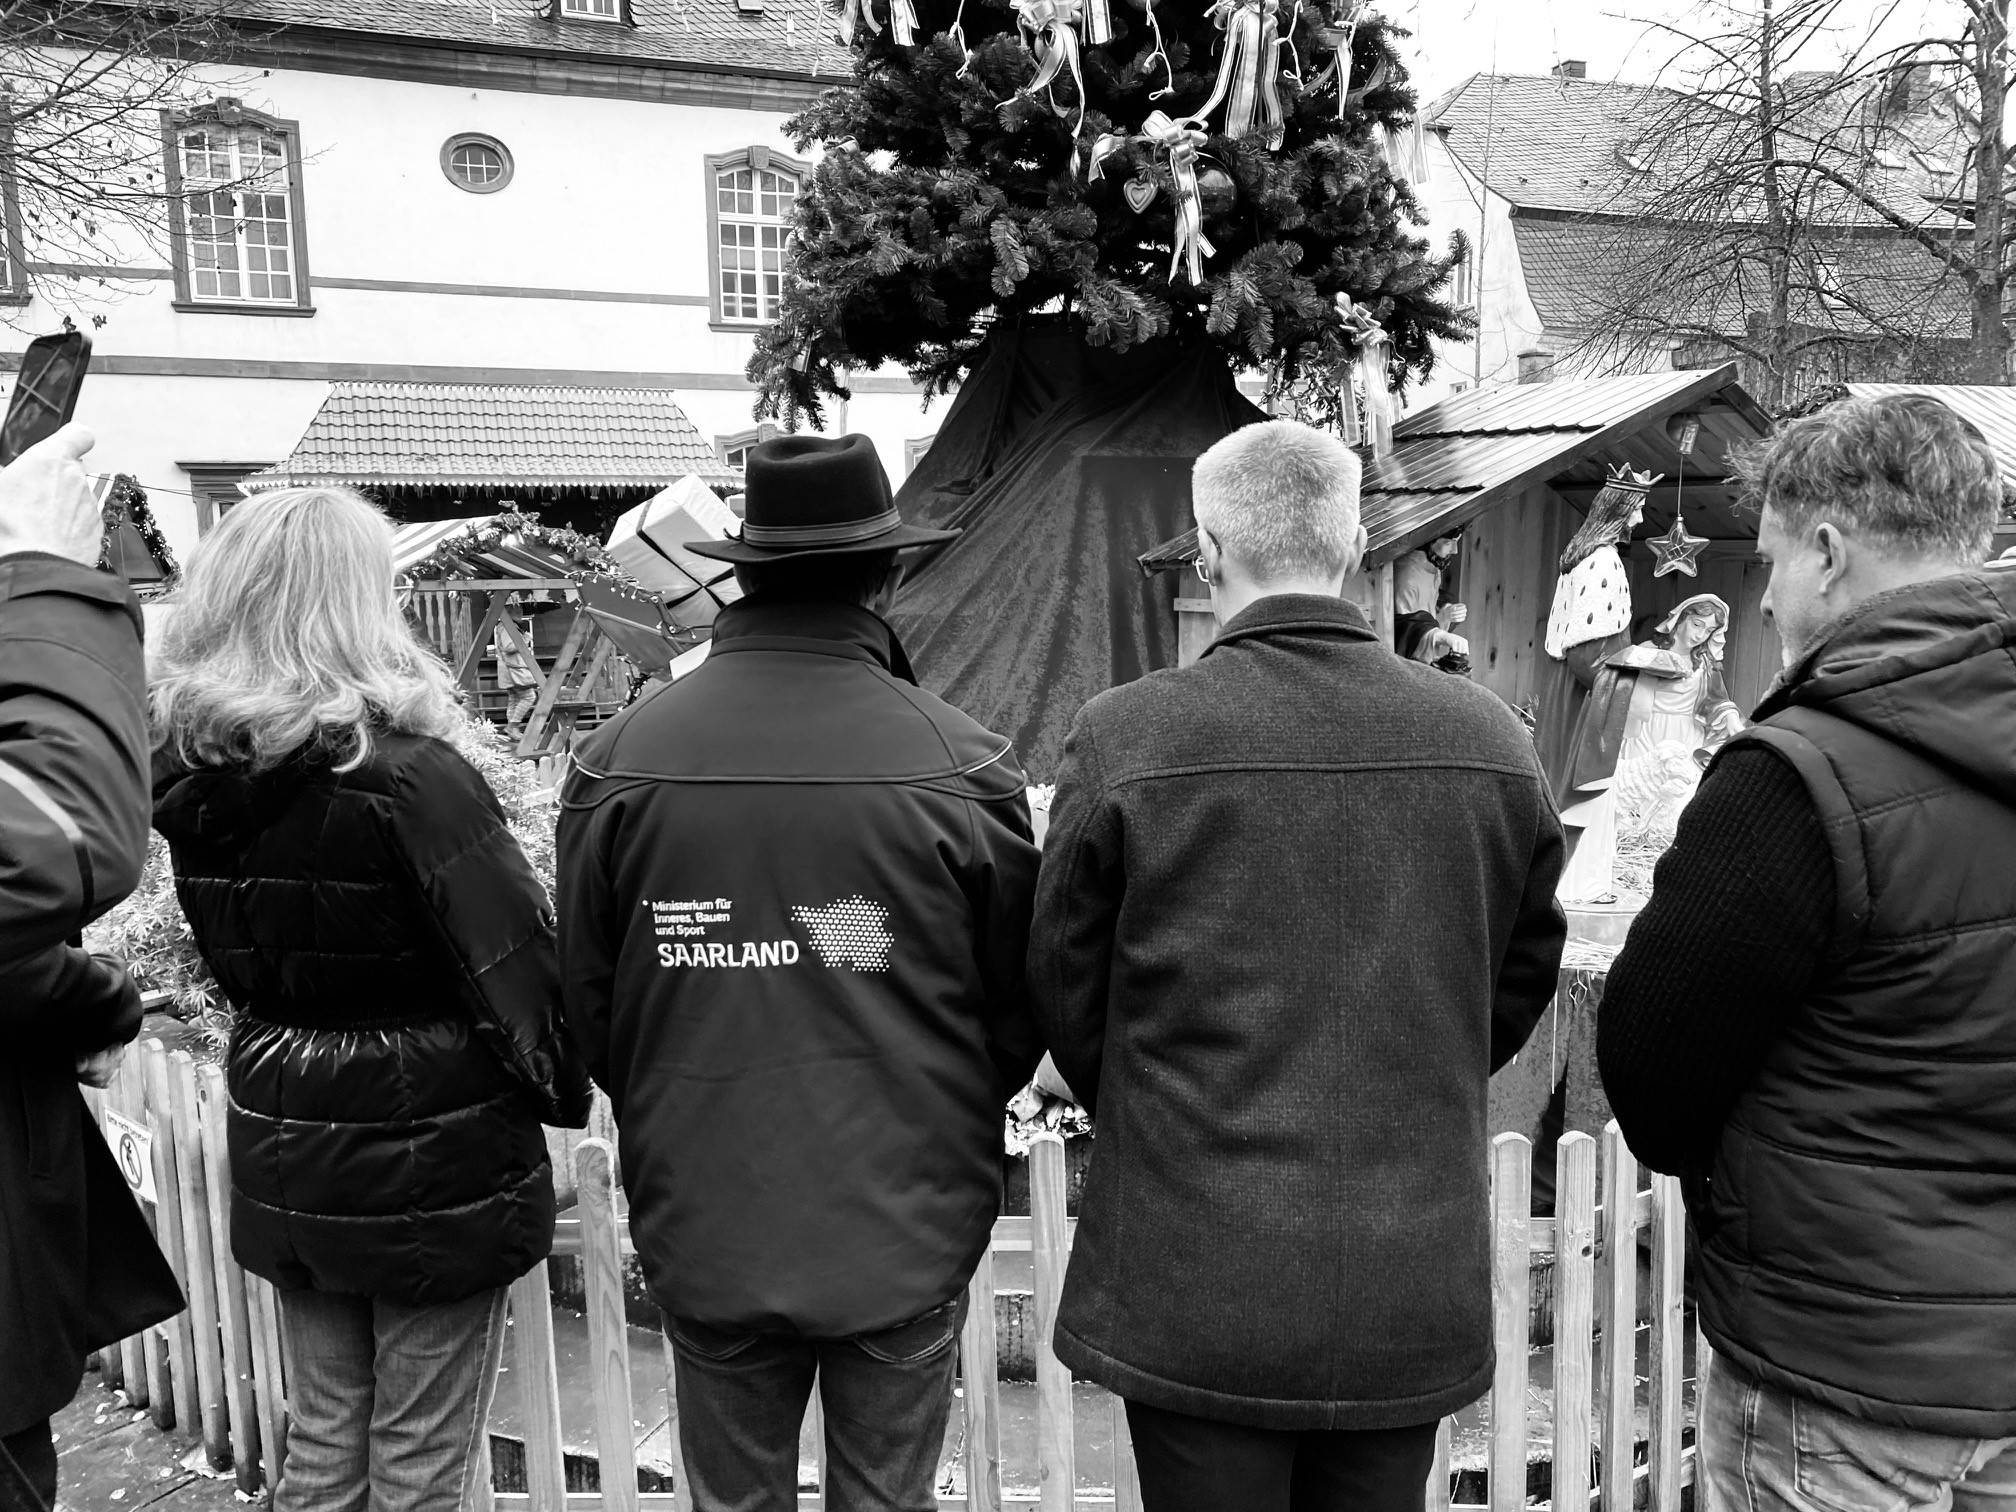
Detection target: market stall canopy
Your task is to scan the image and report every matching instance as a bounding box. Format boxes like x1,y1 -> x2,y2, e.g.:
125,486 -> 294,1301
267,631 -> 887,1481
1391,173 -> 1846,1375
242,383 -> 739,494
1141,364 -> 1773,575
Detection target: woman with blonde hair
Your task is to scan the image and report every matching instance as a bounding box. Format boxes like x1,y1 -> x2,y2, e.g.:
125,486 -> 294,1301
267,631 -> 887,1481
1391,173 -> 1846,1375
150,486 -> 588,1512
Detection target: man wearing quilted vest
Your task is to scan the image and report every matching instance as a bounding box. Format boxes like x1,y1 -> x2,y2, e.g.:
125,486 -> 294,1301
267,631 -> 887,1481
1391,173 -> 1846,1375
1598,392 -> 2016,1511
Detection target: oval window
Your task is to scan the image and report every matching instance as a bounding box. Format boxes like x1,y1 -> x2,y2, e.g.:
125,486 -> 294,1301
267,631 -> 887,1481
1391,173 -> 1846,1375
441,134 -> 513,194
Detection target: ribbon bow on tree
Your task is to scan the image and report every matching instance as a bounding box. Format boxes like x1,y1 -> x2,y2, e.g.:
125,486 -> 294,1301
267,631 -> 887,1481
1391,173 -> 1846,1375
1006,0 -> 1111,144
1144,110 -> 1215,285
1188,0 -> 1288,148
836,0 -> 919,47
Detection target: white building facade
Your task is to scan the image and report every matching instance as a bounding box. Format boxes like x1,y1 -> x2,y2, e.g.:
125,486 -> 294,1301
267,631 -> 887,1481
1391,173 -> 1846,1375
6,0 -> 946,555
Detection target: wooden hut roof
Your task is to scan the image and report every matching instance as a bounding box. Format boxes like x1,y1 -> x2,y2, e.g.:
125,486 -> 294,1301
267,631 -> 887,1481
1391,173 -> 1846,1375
1141,364 -> 1772,574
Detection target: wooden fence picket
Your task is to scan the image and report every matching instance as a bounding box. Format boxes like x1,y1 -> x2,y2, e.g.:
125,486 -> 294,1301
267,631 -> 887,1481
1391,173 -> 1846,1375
1647,1175 -> 1687,1512
1427,1417 -> 1453,1512
1111,1391 -> 1143,1512
246,1273 -> 289,1487
960,1253 -> 1003,1512
576,1139 -> 639,1512
1552,1133 -> 1597,1512
1488,1134 -> 1532,1512
167,1050 -> 231,1466
1599,1124 -> 1639,1512
1028,1133 -> 1074,1512
196,1062 -> 263,1494
115,1053 -> 152,1410
140,1040 -> 197,1434
508,1261 -> 569,1512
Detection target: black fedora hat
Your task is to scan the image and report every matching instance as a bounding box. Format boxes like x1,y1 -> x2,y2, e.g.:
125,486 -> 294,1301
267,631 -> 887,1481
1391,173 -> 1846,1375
686,433 -> 958,564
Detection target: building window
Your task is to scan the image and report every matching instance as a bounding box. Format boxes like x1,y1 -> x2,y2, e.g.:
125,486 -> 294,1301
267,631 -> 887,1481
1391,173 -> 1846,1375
164,101 -> 313,316
716,423 -> 781,472
905,435 -> 935,476
1451,249 -> 1474,309
1813,253 -> 1847,311
179,462 -> 267,533
705,147 -> 809,328
559,0 -> 622,18
442,134 -> 514,194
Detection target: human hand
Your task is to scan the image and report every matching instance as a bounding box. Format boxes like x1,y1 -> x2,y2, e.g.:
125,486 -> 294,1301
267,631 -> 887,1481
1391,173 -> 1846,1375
76,1042 -> 126,1089
0,423 -> 101,565
1444,602 -> 1468,627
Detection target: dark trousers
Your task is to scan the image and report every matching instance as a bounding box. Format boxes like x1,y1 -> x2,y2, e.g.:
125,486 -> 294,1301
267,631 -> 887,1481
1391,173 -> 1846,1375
1126,1400 -> 1439,1512
666,1295 -> 964,1512
0,1420 -> 56,1512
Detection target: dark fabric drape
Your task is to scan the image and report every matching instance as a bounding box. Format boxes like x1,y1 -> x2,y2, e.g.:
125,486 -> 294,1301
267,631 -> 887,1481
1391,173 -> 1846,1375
891,323 -> 1265,781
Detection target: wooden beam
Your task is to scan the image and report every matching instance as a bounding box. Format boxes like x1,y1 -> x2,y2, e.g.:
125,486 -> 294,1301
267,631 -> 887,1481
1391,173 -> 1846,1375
408,577 -> 578,593
455,591 -> 508,692
517,610 -> 595,759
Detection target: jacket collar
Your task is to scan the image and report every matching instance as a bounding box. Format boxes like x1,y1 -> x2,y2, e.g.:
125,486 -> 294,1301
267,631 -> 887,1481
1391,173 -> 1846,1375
1200,593 -> 1379,659
706,596 -> 918,683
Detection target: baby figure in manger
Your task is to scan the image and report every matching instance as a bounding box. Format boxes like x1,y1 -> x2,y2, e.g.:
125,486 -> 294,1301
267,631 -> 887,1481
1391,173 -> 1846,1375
1543,465 -> 1743,903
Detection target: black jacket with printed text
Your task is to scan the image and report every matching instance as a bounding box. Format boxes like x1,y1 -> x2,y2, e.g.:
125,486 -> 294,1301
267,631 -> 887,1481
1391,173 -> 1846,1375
557,597 -> 1042,1337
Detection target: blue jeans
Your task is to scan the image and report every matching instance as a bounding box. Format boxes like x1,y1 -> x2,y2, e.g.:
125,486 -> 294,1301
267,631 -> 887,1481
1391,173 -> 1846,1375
1703,1351 -> 2016,1512
274,1286 -> 508,1512
667,1295 -> 965,1512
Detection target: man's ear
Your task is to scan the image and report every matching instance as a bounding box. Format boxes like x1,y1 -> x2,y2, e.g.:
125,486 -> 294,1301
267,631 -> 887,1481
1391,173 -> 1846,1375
1814,521 -> 1851,595
1350,522 -> 1369,575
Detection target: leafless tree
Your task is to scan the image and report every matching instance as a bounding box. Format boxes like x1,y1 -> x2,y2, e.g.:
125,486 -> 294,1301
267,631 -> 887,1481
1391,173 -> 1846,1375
1567,0 -> 1997,411
2,0 -> 250,316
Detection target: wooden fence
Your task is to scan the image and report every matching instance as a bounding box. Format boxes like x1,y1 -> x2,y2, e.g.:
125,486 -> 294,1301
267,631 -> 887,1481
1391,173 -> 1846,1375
88,1043 -> 1699,1511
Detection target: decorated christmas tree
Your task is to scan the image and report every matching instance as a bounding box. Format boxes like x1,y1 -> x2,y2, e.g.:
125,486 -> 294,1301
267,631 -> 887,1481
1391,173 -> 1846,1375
751,0 -> 1464,426
748,0 -> 1467,777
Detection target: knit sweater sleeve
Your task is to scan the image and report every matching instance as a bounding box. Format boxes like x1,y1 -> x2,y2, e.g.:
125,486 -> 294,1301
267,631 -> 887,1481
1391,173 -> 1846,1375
1595,744 -> 1834,1176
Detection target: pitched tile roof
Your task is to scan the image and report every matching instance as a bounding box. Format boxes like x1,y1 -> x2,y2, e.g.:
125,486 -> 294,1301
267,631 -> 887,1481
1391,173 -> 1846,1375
202,0 -> 853,80
1510,214 -> 1971,341
244,382 -> 741,491
1428,72 -> 1957,229
1424,73 -> 1674,214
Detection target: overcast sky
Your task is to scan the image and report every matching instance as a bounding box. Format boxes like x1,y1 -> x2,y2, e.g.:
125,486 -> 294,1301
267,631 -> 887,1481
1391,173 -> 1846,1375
1401,0 -> 1965,100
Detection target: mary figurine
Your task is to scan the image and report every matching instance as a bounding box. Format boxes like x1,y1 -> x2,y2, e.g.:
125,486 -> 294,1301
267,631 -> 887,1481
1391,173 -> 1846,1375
1542,468 -> 1742,902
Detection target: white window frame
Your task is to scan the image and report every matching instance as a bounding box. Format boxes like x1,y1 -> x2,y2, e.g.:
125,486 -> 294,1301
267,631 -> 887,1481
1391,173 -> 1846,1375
164,101 -> 313,316
559,0 -> 622,18
705,146 -> 810,330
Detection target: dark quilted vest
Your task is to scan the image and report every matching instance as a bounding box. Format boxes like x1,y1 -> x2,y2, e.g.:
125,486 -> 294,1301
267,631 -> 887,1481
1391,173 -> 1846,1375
1694,568 -> 2016,1435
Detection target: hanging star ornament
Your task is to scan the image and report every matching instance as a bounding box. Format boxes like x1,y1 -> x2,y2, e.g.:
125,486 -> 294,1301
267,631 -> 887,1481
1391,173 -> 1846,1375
1649,513 -> 1708,578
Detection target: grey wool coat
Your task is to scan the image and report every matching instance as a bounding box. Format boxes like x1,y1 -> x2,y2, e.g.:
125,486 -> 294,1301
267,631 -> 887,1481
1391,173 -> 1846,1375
1029,593 -> 1566,1430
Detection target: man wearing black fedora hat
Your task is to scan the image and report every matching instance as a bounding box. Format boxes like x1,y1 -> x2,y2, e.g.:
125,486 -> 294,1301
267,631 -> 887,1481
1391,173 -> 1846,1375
556,433 -> 1044,1512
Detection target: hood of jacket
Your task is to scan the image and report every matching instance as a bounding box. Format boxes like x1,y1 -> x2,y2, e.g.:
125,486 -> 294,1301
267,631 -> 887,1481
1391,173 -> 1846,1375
153,746 -> 330,850
1755,565 -> 2016,804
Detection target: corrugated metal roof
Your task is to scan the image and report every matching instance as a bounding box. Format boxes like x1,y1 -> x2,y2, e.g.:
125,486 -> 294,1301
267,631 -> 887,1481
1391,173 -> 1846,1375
244,383 -> 739,492
1845,384 -> 2016,489
1141,365 -> 1770,573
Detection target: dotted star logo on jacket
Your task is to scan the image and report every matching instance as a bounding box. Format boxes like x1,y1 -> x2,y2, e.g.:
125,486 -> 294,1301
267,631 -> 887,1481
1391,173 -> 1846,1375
790,895 -> 894,972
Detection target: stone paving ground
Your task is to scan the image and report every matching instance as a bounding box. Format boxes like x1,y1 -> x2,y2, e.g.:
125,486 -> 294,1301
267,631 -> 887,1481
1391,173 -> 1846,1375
48,1372 -> 246,1512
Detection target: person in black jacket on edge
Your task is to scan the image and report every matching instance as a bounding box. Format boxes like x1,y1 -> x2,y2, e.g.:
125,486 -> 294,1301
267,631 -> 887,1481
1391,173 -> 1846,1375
557,435 -> 1042,1512
0,425 -> 183,1512
1598,394 -> 2016,1512
1028,420 -> 1567,1512
150,486 -> 589,1512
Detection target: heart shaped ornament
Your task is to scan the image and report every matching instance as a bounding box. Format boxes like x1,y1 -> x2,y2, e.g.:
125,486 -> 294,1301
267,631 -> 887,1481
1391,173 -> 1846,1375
1123,176 -> 1158,213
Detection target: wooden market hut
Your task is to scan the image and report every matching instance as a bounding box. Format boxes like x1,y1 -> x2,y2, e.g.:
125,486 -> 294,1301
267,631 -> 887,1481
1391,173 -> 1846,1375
389,512 -> 691,760
1144,364 -> 1780,771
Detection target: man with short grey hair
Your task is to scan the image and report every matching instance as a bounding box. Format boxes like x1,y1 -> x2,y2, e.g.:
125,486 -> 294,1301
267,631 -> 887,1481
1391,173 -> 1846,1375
1029,419 -> 1567,1512
1598,393 -> 2016,1512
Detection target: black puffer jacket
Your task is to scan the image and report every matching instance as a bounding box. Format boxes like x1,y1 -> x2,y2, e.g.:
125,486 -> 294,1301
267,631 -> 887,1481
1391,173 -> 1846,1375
155,731 -> 589,1305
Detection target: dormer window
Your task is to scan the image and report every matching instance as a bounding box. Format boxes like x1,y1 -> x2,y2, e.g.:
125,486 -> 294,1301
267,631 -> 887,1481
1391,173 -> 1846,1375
557,0 -> 624,20
1617,148 -> 1651,174
1814,253 -> 1847,311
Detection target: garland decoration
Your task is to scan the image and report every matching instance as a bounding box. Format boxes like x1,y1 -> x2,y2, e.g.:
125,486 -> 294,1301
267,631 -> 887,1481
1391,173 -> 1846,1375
401,507 -> 658,610
96,474 -> 180,594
